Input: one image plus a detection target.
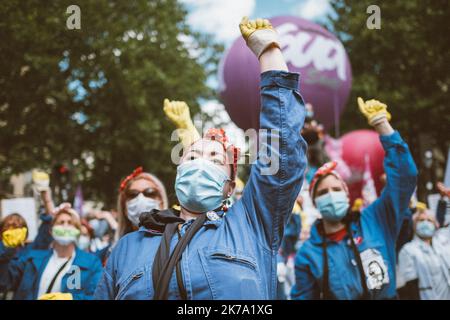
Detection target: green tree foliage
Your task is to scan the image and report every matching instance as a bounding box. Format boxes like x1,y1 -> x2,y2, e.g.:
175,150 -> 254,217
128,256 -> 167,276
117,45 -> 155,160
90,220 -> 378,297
0,0 -> 222,205
328,0 -> 449,197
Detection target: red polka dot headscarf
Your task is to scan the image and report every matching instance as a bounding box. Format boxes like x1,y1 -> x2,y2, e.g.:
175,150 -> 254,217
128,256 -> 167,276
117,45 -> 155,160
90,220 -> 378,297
309,161 -> 349,204
203,128 -> 240,181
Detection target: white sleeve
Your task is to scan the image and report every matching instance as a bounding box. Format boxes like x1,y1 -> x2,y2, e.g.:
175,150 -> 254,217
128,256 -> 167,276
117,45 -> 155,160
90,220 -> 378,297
398,246 -> 418,287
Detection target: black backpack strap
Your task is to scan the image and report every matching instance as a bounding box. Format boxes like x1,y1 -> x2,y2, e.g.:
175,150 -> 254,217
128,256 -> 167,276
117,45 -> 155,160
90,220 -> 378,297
319,222 -> 332,300
152,213 -> 207,300
45,256 -> 72,294
346,222 -> 370,300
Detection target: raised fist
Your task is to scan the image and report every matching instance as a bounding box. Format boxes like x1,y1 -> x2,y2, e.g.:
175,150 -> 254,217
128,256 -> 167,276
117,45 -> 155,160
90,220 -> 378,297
163,98 -> 200,147
32,169 -> 50,192
163,99 -> 194,129
357,97 -> 392,127
239,17 -> 280,58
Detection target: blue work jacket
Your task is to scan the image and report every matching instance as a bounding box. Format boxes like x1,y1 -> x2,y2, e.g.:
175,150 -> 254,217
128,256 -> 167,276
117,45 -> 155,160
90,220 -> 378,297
0,244 -> 102,300
94,70 -> 307,300
291,131 -> 418,300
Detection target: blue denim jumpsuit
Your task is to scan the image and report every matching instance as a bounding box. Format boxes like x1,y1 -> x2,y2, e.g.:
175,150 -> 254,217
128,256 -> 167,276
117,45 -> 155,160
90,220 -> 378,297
94,70 -> 307,300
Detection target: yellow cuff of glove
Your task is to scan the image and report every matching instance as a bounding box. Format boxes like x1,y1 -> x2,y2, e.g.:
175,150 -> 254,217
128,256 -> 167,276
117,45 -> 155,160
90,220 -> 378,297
2,227 -> 27,248
38,292 -> 73,300
357,97 -> 392,126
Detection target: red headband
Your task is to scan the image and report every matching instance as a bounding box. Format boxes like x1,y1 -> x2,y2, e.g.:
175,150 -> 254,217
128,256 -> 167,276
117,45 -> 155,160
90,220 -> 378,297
309,161 -> 349,203
204,128 -> 240,181
119,166 -> 143,192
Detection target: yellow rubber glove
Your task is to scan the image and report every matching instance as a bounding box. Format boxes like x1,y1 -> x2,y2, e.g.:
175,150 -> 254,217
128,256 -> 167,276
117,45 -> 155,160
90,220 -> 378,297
357,97 -> 392,126
32,169 -> 50,192
2,227 -> 27,248
239,17 -> 280,58
352,198 -> 364,212
235,177 -> 245,193
38,292 -> 73,300
163,99 -> 200,148
416,201 -> 427,212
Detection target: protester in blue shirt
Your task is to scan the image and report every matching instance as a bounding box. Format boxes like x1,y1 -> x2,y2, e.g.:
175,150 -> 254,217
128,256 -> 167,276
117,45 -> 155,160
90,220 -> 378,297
0,206 -> 102,300
94,17 -> 307,300
291,97 -> 418,300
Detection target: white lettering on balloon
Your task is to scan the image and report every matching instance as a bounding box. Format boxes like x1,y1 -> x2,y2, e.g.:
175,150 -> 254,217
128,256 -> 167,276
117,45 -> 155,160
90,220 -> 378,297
277,22 -> 348,82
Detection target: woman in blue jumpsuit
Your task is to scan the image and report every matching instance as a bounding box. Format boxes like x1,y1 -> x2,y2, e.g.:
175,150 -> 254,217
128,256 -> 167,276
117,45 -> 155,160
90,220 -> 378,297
94,17 -> 307,300
291,98 -> 418,300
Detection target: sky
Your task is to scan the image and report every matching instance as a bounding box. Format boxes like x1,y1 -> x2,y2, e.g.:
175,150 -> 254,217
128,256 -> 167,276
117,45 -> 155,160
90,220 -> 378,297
181,0 -> 334,45
180,0 -> 334,143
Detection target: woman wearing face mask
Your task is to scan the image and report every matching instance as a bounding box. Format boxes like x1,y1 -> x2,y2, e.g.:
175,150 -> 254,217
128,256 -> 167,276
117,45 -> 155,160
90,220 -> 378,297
291,97 -> 418,300
117,167 -> 168,240
397,211 -> 450,299
95,17 -> 307,300
0,206 -> 102,300
77,219 -> 94,252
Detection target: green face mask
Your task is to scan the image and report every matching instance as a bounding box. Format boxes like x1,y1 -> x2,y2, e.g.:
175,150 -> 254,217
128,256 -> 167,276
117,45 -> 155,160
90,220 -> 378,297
52,225 -> 80,245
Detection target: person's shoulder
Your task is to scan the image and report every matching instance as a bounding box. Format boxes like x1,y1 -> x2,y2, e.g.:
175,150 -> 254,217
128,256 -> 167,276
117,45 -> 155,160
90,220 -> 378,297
434,227 -> 450,244
25,248 -> 51,259
121,229 -> 146,243
112,229 -> 150,254
296,239 -> 317,260
399,240 -> 417,256
75,248 -> 102,266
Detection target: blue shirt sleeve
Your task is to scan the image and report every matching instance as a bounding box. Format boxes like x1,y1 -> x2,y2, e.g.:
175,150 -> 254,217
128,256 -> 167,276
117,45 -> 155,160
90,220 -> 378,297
239,70 -> 307,250
29,213 -> 53,250
364,131 -> 418,242
0,242 -> 27,292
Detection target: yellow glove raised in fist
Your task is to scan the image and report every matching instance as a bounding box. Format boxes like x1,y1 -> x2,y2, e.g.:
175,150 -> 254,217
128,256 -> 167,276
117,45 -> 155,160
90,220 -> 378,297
357,97 -> 392,127
239,17 -> 280,58
38,292 -> 73,300
32,169 -> 50,192
2,227 -> 27,248
163,99 -> 200,148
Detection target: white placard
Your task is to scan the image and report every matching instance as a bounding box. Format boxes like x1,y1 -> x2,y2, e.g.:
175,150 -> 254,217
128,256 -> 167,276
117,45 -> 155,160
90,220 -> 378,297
427,193 -> 441,219
1,198 -> 38,241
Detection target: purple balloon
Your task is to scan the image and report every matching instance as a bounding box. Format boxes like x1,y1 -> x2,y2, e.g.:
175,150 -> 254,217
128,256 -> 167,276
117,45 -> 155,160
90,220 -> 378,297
219,16 -> 352,131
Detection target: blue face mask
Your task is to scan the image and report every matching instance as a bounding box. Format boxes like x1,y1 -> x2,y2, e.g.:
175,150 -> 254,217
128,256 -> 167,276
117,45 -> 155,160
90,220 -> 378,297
315,191 -> 349,222
175,158 -> 230,213
416,220 -> 435,238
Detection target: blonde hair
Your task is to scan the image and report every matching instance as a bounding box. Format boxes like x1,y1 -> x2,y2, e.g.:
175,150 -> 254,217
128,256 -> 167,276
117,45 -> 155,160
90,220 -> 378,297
52,207 -> 81,230
116,172 -> 168,240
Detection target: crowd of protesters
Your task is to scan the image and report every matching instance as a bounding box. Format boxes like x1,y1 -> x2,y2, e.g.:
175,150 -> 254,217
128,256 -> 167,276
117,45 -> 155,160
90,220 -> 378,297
0,17 -> 449,300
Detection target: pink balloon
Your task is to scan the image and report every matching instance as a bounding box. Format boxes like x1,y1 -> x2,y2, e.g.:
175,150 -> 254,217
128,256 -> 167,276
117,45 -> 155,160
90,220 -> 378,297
219,16 -> 352,131
341,130 -> 385,202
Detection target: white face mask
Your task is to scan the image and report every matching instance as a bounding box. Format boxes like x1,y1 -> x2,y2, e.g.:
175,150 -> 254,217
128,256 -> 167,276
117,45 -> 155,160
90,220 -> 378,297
126,193 -> 161,226
77,235 -> 91,251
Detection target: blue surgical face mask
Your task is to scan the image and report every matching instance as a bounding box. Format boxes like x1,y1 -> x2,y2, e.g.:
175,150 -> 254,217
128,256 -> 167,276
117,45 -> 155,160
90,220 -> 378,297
89,219 -> 110,238
416,220 -> 435,239
315,191 -> 349,222
175,158 -> 229,213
